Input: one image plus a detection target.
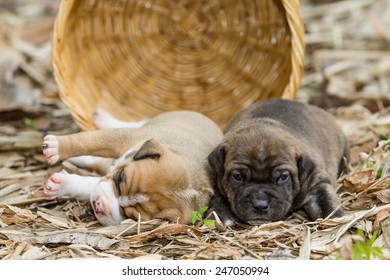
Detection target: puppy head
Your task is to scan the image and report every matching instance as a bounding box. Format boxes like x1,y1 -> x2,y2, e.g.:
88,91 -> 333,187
91,139 -> 200,225
209,123 -> 307,225
90,180 -> 125,226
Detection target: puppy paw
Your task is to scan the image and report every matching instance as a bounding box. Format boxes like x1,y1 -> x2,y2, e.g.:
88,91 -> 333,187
42,135 -> 59,165
93,108 -> 120,129
93,108 -> 146,129
44,170 -> 71,199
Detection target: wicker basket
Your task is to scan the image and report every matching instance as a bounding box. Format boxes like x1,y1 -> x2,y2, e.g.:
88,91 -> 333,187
52,0 -> 304,130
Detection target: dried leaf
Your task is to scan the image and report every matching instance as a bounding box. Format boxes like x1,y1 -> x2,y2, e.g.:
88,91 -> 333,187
0,228 -> 118,250
67,244 -> 119,259
265,249 -> 295,260
92,219 -> 163,237
37,211 -> 70,229
123,223 -> 208,243
180,244 -> 241,260
4,205 -> 37,221
374,210 -> 390,230
132,254 -> 166,260
21,246 -> 52,260
375,189 -> 390,203
299,226 -> 311,259
380,218 -> 390,249
342,169 -> 376,192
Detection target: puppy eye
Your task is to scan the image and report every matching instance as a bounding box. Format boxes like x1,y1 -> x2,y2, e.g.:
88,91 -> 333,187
113,168 -> 125,189
231,172 -> 244,182
277,172 -> 290,186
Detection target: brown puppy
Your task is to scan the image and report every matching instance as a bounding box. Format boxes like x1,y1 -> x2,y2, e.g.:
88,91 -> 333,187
208,99 -> 349,226
42,111 -> 223,226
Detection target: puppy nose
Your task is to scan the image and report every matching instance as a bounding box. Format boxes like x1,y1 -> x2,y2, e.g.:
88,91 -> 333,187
252,198 -> 269,212
93,198 -> 105,214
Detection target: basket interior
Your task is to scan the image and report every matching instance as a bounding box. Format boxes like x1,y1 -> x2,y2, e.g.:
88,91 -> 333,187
53,0 -> 301,130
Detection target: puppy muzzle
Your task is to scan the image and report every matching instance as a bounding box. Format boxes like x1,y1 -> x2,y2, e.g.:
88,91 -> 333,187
234,186 -> 291,224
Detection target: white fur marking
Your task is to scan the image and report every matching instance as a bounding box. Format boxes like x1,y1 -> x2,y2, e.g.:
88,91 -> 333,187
223,219 -> 235,227
177,189 -> 199,200
119,194 -> 150,207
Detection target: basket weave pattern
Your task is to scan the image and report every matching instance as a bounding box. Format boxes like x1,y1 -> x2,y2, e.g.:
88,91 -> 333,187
53,0 -> 304,130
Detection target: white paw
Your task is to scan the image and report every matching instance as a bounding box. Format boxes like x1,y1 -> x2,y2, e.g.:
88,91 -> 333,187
93,108 -> 146,129
42,135 -> 59,165
44,171 -> 101,201
92,108 -> 120,129
223,219 -> 235,227
44,170 -> 72,199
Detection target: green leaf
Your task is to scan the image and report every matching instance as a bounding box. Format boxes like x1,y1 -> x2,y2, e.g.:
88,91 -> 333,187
367,232 -> 377,246
203,219 -> 215,228
345,229 -> 385,260
377,165 -> 384,178
356,229 -> 365,238
198,206 -> 208,215
191,211 -> 201,224
371,247 -> 385,260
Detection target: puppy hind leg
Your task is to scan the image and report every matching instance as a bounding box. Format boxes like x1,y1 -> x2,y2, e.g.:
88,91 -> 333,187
43,127 -> 148,163
93,108 -> 147,129
303,183 -> 344,221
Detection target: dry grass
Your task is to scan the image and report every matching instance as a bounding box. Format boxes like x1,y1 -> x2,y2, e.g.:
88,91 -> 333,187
0,0 -> 390,259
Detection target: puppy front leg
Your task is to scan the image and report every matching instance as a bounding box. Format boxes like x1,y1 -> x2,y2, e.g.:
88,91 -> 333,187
207,190 -> 239,227
43,128 -> 146,165
303,182 -> 344,221
44,170 -> 100,200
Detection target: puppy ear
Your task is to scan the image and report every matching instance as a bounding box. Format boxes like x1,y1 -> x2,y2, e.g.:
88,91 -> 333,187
208,144 -> 226,177
297,153 -> 315,188
133,139 -> 163,161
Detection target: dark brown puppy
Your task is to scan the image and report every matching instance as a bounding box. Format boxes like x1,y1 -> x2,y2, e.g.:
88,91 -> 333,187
208,99 -> 349,226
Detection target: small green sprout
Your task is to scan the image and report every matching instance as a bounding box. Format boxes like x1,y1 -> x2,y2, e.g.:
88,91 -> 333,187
352,229 -> 385,260
191,206 -> 215,228
376,164 -> 383,178
23,117 -> 33,126
23,117 -> 36,130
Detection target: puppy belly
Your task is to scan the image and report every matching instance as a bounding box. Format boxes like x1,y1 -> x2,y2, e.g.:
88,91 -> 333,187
44,170 -> 100,200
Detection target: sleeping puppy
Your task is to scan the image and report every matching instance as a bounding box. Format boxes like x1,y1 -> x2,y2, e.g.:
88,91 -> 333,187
208,99 -> 349,226
42,110 -> 223,226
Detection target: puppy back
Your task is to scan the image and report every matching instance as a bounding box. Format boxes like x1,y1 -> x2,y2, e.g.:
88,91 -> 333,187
225,99 -> 349,178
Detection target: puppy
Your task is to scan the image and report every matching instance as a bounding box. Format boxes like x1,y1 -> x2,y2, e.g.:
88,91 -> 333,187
208,99 -> 349,226
42,110 -> 223,226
